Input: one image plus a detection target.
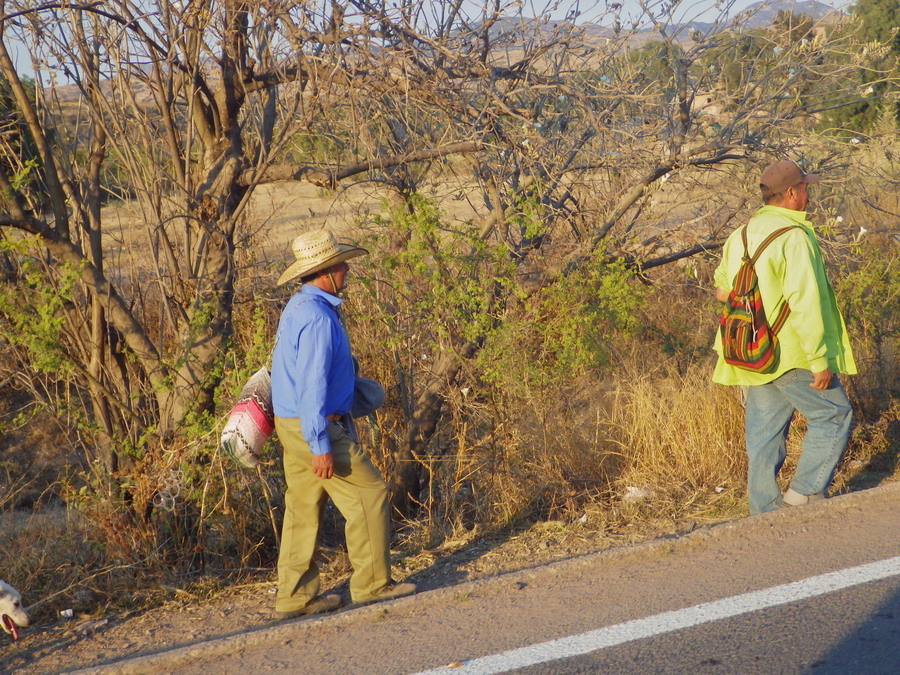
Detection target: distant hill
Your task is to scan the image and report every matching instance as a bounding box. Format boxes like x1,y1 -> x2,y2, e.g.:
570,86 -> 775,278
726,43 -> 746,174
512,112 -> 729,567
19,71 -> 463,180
47,0 -> 846,103
463,1 -> 844,50
734,0 -> 843,28
668,0 -> 843,39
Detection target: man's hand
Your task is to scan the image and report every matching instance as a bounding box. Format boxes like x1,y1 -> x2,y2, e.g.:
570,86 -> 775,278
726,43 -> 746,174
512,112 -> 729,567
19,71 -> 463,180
715,288 -> 730,302
312,452 -> 334,479
810,368 -> 833,391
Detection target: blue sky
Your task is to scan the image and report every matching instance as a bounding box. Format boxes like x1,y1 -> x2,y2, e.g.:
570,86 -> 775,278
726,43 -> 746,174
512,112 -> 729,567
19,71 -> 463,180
487,0 -> 850,25
7,0 -> 853,79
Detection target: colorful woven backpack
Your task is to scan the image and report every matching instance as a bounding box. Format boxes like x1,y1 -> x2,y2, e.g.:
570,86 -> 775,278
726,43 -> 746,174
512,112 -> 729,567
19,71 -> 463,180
719,225 -> 800,373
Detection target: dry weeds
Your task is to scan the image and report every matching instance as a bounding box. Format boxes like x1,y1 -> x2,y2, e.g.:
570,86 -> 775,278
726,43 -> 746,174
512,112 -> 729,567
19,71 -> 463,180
4,141 -> 900,659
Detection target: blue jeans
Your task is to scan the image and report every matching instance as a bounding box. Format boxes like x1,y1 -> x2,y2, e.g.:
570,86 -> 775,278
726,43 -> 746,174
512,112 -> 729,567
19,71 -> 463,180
744,369 -> 853,515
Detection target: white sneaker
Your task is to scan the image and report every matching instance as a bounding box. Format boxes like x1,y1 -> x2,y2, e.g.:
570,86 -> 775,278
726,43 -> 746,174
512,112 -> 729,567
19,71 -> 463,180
782,488 -> 825,507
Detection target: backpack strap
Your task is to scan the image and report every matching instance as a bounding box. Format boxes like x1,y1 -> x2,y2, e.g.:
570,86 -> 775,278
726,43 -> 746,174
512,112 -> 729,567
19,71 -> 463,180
737,225 -> 802,334
740,225 -> 802,264
769,301 -> 792,334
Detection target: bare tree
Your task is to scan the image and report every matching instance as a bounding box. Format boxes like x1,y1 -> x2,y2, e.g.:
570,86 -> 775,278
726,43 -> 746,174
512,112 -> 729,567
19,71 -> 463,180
0,0 -> 888,515
0,0 -> 497,475
330,2 -> 886,515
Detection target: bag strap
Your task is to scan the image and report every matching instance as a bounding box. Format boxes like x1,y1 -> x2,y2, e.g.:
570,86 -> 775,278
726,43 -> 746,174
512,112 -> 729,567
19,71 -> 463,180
770,301 -> 792,334
737,225 -> 802,334
740,225 -> 801,265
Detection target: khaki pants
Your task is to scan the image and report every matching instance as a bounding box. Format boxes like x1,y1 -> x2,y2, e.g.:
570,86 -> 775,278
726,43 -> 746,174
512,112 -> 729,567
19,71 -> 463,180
274,417 -> 391,610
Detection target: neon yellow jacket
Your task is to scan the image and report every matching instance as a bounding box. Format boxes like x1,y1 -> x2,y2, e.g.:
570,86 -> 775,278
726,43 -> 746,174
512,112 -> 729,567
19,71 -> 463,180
712,205 -> 856,386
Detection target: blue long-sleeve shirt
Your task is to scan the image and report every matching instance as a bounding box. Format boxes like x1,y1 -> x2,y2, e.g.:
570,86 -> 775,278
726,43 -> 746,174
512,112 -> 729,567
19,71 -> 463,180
271,285 -> 354,455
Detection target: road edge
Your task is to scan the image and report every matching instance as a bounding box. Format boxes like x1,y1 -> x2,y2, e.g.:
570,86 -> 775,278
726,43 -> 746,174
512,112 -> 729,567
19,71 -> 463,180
64,479 -> 900,675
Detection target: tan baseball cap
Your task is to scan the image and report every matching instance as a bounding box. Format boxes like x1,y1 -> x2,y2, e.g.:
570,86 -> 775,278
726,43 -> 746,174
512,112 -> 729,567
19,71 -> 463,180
759,160 -> 820,197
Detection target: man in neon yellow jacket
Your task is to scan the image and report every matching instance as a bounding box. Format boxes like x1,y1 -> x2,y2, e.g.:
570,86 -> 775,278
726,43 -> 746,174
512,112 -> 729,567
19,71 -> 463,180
713,160 -> 856,515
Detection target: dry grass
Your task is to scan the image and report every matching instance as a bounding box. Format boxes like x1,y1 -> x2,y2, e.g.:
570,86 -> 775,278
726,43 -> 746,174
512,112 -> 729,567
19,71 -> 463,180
607,364 -> 747,518
3,283 -> 899,623
4,138 -> 900,625
0,509 -> 123,623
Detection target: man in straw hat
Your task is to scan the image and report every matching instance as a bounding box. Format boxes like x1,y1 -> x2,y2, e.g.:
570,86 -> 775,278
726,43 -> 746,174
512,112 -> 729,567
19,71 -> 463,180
712,160 -> 855,515
270,229 -> 415,619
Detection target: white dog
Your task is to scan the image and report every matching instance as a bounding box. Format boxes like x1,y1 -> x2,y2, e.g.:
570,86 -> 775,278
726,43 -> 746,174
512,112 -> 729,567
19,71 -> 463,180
0,580 -> 30,640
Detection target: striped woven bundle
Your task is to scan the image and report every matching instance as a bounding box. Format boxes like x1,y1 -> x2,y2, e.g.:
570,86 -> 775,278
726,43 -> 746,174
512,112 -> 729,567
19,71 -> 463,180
719,226 -> 798,374
220,367 -> 274,468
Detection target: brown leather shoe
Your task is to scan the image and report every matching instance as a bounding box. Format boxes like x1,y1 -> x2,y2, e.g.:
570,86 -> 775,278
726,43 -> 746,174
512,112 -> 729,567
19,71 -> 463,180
358,581 -> 416,605
275,594 -> 341,620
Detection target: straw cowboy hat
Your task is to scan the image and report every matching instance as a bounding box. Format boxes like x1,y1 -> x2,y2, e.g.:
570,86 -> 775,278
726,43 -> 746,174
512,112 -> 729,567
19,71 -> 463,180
277,229 -> 368,286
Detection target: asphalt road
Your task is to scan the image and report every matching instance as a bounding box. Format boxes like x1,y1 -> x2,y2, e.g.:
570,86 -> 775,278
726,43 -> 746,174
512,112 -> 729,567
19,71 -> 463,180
67,481 -> 900,675
509,576 -> 900,675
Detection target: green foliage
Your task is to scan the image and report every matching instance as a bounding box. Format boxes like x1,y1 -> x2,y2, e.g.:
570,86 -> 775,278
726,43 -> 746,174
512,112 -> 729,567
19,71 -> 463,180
0,158 -> 39,206
822,0 -> 900,133
210,292 -> 284,467
279,131 -> 349,165
772,10 -> 813,45
837,242 -> 900,344
480,253 -> 645,397
348,194 -> 646,529
0,238 -> 82,375
854,0 -> 900,49
625,40 -> 683,95
509,185 -> 548,240
361,193 -> 516,348
714,33 -> 769,97
705,21 -> 809,102
245,303 -> 276,368
833,235 -> 900,416
0,75 -> 45,208
359,194 -> 645,397
8,158 -> 39,191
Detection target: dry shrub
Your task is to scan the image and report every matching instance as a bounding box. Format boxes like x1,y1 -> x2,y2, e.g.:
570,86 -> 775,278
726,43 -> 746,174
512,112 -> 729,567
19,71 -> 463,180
0,241 -> 296,620
5,135 -> 900,618
834,400 -> 900,492
0,353 -> 85,512
0,501 -> 276,626
340,211 -> 761,546
835,240 -> 900,422
383,379 -> 626,550
0,509 -> 129,623
607,363 -> 747,516
494,381 -> 624,513
0,419 -> 285,623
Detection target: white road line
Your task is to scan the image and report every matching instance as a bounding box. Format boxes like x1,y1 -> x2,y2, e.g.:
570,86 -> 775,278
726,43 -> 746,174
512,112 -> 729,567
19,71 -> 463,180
410,555 -> 900,675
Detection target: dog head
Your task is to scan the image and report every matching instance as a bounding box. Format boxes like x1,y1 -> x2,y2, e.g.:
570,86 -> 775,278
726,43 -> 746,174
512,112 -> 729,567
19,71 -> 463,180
0,580 -> 30,640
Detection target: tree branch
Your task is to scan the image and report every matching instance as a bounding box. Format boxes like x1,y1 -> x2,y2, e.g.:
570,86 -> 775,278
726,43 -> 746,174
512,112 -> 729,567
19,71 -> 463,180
242,141 -> 483,189
0,214 -> 169,395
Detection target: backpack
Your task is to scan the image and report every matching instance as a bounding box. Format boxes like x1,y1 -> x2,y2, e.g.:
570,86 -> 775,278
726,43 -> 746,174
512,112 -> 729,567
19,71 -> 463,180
719,225 -> 800,373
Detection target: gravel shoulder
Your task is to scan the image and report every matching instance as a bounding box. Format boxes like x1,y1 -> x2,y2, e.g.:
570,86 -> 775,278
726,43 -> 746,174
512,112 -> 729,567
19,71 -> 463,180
7,480 -> 900,675
1,506 -> 723,675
